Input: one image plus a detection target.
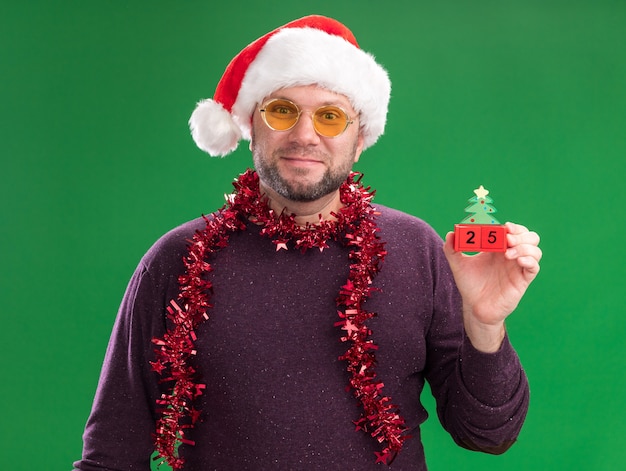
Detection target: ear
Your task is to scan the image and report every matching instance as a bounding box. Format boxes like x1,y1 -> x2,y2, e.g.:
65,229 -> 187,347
249,118 -> 257,151
353,132 -> 365,163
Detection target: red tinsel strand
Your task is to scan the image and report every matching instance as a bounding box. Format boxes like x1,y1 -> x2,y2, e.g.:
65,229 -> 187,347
152,213 -> 240,469
334,192 -> 409,464
151,169 -> 409,468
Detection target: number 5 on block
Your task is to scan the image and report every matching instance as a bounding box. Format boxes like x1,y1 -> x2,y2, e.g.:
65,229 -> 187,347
454,224 -> 507,252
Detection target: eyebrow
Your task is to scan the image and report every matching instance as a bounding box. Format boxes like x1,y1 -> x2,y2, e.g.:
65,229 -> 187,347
264,96 -> 356,113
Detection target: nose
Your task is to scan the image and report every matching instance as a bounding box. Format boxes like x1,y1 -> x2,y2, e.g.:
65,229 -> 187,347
289,110 -> 321,145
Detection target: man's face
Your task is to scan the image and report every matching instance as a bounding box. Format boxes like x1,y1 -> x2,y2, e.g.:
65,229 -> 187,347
250,85 -> 364,203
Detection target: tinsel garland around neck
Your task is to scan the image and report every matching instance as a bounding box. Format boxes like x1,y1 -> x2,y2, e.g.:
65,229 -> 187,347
150,169 -> 409,469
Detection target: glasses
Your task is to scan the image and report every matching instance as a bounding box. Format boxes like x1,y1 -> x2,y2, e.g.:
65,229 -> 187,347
259,98 -> 355,138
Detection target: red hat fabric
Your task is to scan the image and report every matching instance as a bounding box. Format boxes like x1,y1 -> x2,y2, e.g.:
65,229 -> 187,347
189,15 -> 391,156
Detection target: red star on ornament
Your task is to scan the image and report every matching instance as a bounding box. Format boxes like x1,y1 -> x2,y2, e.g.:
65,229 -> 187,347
194,383 -> 206,397
189,407 -> 202,424
374,451 -> 390,464
353,417 -> 367,431
150,360 -> 166,374
343,319 -> 359,336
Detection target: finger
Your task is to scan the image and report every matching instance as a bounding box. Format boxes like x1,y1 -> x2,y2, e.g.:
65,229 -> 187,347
442,231 -> 456,258
506,242 -> 543,263
504,221 -> 529,235
506,227 -> 540,248
516,255 -> 541,276
505,243 -> 542,280
442,232 -> 465,266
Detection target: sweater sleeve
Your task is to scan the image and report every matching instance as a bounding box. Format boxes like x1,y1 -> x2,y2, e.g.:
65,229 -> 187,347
73,263 -> 167,470
73,220 -> 200,470
424,242 -> 529,454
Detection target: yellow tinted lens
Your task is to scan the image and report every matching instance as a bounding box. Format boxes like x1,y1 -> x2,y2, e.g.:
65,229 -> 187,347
313,106 -> 349,137
263,99 -> 299,130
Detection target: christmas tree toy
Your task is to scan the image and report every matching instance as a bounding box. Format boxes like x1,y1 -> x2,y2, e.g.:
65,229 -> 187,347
454,185 -> 508,252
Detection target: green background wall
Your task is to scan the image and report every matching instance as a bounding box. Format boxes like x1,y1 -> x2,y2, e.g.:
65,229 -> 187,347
2,1 -> 625,469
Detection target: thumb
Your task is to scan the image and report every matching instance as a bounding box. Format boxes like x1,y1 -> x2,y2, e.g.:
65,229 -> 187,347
443,231 -> 462,267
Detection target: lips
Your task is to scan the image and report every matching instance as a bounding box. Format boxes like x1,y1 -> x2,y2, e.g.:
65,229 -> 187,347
273,145 -> 327,170
282,156 -> 323,166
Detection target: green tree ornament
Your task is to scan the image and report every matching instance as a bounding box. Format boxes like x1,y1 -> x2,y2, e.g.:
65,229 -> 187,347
460,185 -> 500,225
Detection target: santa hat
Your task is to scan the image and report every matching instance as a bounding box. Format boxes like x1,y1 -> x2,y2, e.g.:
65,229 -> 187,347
189,15 -> 391,157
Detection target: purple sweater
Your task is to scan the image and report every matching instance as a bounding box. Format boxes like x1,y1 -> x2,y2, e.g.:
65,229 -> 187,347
74,205 -> 528,470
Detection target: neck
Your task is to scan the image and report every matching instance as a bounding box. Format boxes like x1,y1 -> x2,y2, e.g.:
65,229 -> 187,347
259,183 -> 343,225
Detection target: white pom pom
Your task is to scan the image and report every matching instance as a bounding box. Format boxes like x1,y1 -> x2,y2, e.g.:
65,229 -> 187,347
188,99 -> 242,157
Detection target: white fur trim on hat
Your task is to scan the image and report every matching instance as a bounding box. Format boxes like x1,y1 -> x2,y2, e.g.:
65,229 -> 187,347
189,17 -> 391,156
233,27 -> 390,150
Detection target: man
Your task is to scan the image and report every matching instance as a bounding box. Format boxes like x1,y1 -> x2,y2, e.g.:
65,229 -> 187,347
75,15 -> 541,470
